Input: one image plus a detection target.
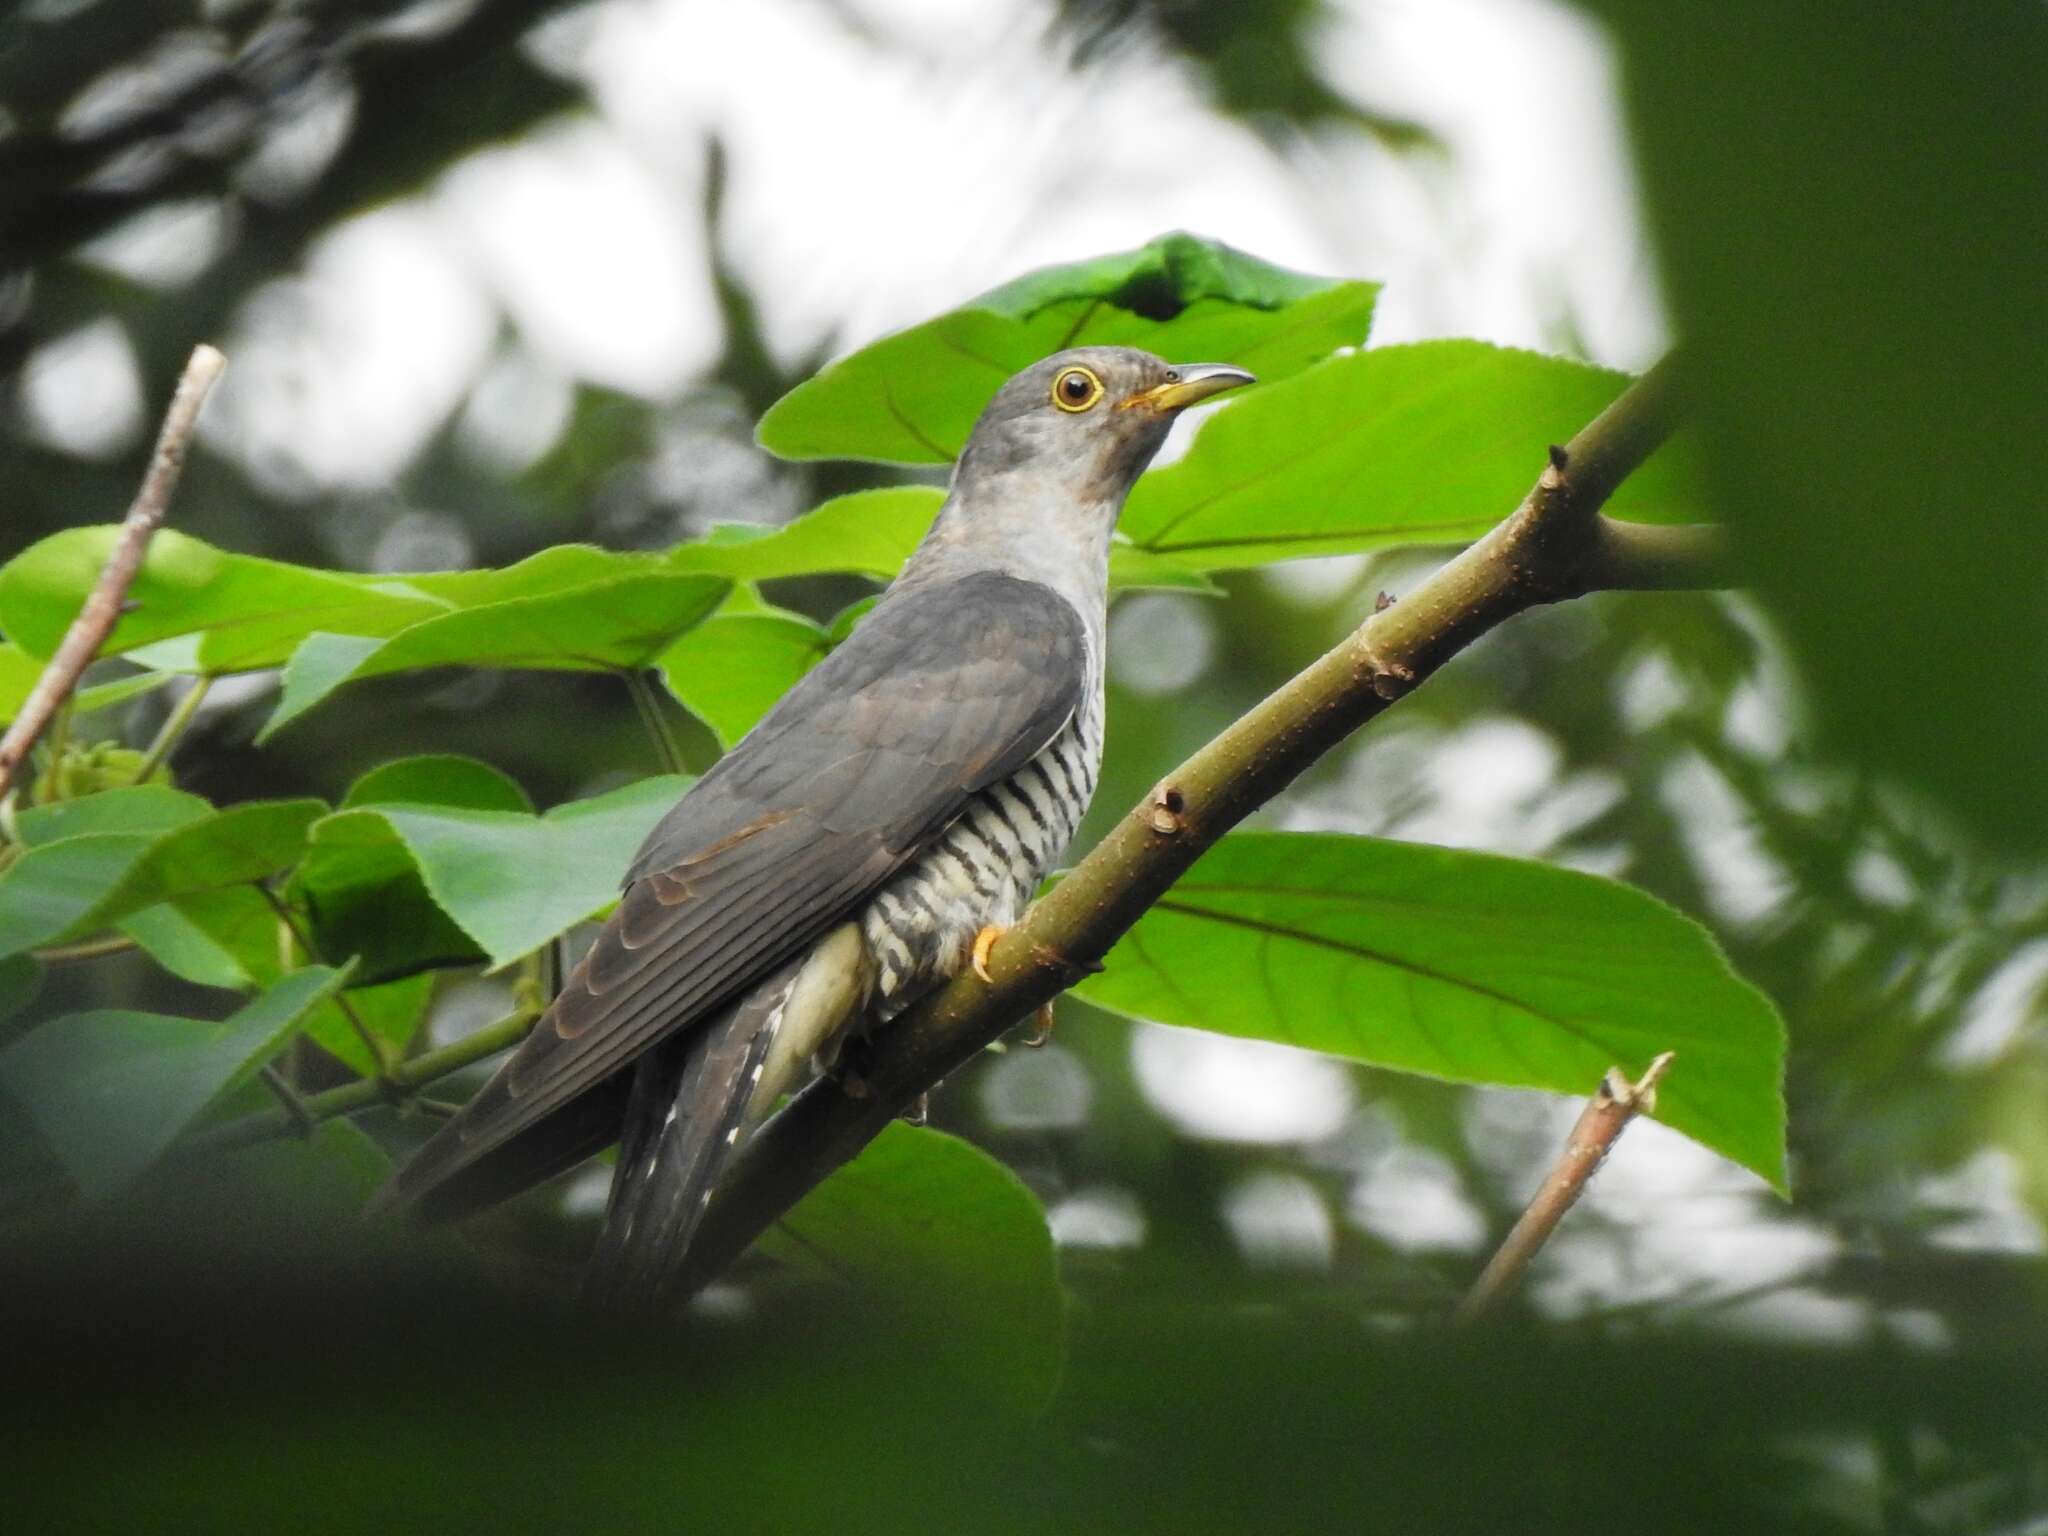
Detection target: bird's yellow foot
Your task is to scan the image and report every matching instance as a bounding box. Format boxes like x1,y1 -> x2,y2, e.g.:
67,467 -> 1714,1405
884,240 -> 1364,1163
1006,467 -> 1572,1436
971,923 -> 1007,983
1024,1001 -> 1055,1048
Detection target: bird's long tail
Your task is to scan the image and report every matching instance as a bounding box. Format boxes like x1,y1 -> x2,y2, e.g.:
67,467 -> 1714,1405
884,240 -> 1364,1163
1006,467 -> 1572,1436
581,957 -> 801,1314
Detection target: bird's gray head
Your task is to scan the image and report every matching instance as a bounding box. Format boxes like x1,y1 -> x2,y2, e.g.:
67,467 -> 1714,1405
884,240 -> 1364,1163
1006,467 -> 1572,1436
950,346 -> 1254,516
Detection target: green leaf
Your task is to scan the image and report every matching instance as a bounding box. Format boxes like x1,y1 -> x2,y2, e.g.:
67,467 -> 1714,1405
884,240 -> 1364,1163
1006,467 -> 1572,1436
342,754 -> 533,814
117,883 -> 434,1079
13,783 -> 209,846
0,644 -> 173,724
295,775 -> 689,972
120,886 -> 280,991
302,973 -> 435,1079
1119,342 -> 1708,570
669,485 -> 1216,595
0,798 -> 322,961
0,528 -> 442,670
669,488 -> 938,583
258,572 -> 728,741
0,788 -> 213,960
657,610 -> 830,749
755,1122 -> 1065,1414
0,964 -> 352,1198
1073,832 -> 1788,1190
758,232 -> 1377,464
61,800 -> 322,944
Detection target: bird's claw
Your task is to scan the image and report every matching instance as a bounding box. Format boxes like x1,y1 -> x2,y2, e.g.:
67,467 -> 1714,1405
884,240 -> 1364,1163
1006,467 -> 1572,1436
970,923 -> 1005,983
900,1091 -> 930,1126
1024,1002 -> 1055,1048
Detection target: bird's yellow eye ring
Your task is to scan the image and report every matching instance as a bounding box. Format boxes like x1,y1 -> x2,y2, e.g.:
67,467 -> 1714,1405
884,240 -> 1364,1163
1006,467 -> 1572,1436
1051,366 -> 1105,413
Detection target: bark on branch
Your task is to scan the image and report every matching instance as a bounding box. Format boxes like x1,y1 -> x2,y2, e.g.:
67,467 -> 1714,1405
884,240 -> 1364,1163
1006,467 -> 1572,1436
1455,1052 -> 1677,1322
675,352 -> 1708,1293
0,344 -> 226,803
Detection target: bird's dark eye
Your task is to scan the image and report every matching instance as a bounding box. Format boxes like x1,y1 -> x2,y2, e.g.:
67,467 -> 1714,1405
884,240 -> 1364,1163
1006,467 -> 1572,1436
1051,366 -> 1105,413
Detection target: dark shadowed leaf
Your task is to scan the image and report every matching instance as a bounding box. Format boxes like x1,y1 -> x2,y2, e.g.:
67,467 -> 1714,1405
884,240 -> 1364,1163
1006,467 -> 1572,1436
757,233 -> 1377,464
1073,832 -> 1787,1190
755,1121 -> 1066,1414
0,965 -> 351,1198
295,775 -> 690,971
1587,0 -> 2048,846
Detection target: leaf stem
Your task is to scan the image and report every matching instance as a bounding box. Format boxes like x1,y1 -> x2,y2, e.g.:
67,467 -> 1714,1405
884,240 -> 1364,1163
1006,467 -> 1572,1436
256,884 -> 396,1082
623,668 -> 684,775
258,1063 -> 319,1140
0,344 -> 227,802
30,933 -> 140,965
133,673 -> 213,784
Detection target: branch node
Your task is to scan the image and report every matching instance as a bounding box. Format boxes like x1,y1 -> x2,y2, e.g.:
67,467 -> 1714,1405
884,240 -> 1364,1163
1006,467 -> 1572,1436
1373,590 -> 1397,614
1146,781 -> 1188,836
1029,941 -> 1102,982
1546,442 -> 1570,473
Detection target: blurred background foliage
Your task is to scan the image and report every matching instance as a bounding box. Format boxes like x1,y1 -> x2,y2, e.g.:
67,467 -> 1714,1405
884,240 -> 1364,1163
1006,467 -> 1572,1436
1,1 -> 2044,1531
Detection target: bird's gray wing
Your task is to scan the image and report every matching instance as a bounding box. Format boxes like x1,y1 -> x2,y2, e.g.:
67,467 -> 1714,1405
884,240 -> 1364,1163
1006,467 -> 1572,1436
377,570 -> 1087,1214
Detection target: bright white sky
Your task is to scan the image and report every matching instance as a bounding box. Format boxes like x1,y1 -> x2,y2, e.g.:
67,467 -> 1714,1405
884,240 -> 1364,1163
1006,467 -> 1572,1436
48,0 -> 1665,491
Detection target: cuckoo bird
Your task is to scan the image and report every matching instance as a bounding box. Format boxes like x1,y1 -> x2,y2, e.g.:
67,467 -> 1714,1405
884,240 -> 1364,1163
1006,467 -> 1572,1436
376,347 -> 1253,1308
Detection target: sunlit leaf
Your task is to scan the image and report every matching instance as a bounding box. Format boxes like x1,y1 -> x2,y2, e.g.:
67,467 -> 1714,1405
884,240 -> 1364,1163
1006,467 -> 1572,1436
258,573 -> 727,741
657,610 -> 830,750
1073,831 -> 1787,1190
756,1122 -> 1065,1414
295,775 -> 689,972
0,964 -> 352,1198
758,232 -> 1378,464
0,528 -> 442,670
1118,342 -> 1708,569
670,488 -> 937,583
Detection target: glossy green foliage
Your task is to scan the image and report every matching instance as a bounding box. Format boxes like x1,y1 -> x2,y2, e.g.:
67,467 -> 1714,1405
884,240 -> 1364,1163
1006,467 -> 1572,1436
757,232 -> 1379,463
1075,832 -> 1787,1189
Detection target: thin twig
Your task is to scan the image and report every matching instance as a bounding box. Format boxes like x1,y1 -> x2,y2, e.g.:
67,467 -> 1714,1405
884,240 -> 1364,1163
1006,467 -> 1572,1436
1455,1052 -> 1677,1323
0,344 -> 227,803
185,1005 -> 544,1155
623,668 -> 684,775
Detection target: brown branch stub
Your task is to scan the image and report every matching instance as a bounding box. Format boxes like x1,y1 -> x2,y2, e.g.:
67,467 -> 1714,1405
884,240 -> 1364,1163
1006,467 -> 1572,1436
0,343 -> 227,803
1146,781 -> 1188,836
1455,1050 -> 1677,1324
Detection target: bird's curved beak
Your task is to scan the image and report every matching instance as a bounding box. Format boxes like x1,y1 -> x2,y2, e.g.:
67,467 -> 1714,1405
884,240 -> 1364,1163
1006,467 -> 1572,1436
1121,363 -> 1257,414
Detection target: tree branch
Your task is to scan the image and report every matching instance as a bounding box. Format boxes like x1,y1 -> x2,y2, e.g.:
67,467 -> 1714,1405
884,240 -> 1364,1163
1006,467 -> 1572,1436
1455,1052 -> 1677,1322
0,344 -> 226,804
674,352 -> 1710,1293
